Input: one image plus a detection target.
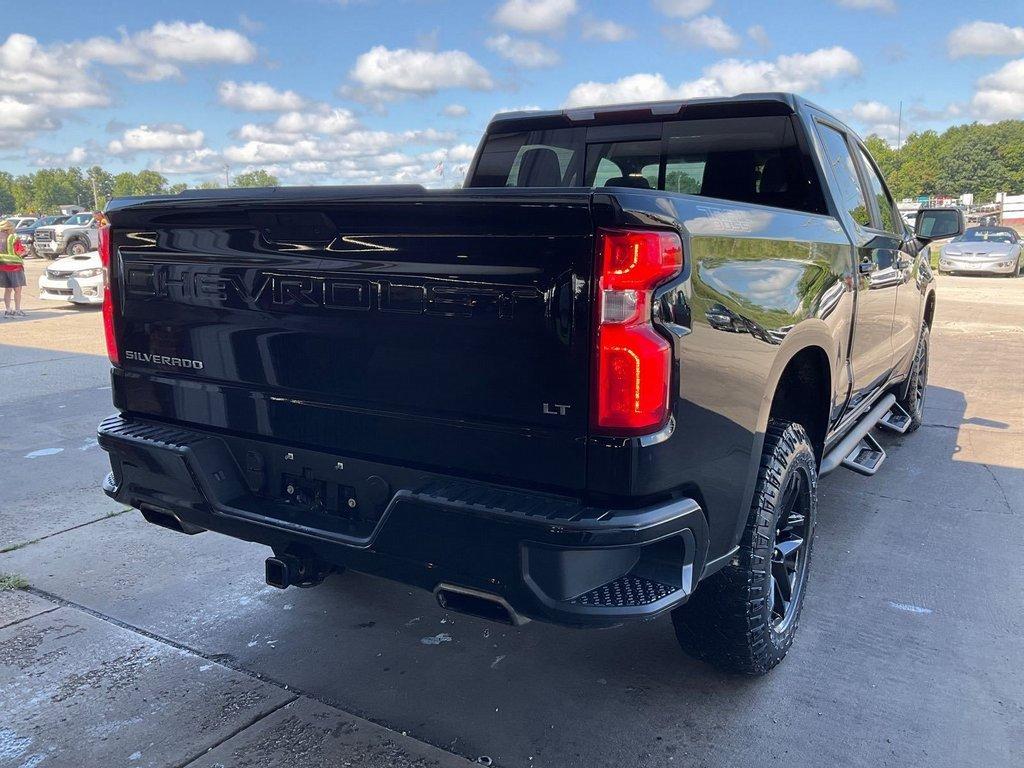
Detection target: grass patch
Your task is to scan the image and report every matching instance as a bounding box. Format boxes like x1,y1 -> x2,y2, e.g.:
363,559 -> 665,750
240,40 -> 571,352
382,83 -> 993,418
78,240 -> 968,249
0,573 -> 28,590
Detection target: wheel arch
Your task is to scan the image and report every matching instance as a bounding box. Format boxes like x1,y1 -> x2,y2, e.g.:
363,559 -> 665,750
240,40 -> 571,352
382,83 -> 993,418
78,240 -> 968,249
731,328 -> 836,549
766,345 -> 832,464
923,290 -> 936,329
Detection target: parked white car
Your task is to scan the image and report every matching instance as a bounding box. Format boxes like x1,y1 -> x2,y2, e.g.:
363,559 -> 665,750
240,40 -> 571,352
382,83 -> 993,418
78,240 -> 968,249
38,252 -> 104,305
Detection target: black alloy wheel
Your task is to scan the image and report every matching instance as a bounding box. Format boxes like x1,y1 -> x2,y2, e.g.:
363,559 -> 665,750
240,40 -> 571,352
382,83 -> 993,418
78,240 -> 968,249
769,469 -> 811,634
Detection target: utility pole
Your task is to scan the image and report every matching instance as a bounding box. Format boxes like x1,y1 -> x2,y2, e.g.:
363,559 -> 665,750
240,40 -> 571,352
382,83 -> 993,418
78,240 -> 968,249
223,164 -> 230,188
897,100 -> 903,150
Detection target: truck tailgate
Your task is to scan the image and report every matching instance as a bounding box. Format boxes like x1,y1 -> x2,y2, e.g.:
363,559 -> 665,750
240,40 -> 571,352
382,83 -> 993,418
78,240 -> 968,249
107,190 -> 595,491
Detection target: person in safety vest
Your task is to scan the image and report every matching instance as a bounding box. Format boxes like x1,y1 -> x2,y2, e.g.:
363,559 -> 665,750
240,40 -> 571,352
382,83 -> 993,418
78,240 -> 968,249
0,219 -> 27,317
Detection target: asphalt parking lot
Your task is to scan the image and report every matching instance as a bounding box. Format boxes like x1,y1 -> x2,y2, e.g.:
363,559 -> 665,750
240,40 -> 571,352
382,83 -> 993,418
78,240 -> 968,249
2,257 -> 1021,768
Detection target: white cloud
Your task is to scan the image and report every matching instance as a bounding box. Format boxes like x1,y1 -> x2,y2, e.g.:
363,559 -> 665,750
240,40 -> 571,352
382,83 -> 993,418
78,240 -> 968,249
581,19 -> 634,42
849,101 -> 897,124
442,104 -> 470,117
0,33 -> 109,146
653,0 -> 713,18
84,21 -> 258,81
348,46 -> 493,97
217,126 -> 475,188
566,73 -> 679,107
223,129 -> 456,165
218,81 -> 307,111
237,107 -> 359,141
448,143 -> 478,163
108,124 -> 205,155
672,16 -> 741,52
834,0 -> 895,11
948,22 -> 1024,59
28,145 -> 95,167
0,20 -> 258,149
493,0 -> 577,33
844,101 -> 901,141
130,21 -> 257,65
273,108 -> 358,135
747,25 -> 770,48
564,47 -> 861,107
486,34 -> 560,67
0,33 -> 109,107
150,148 -> 222,174
971,58 -> 1024,120
0,95 -> 56,147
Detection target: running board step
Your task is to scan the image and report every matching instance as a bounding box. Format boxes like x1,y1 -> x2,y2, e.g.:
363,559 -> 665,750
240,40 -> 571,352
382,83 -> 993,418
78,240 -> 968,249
877,402 -> 912,434
820,393 -> 896,477
841,432 -> 886,476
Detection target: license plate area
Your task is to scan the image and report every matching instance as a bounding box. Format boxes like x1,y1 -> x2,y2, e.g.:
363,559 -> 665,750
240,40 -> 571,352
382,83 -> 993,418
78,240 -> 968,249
281,471 -> 356,516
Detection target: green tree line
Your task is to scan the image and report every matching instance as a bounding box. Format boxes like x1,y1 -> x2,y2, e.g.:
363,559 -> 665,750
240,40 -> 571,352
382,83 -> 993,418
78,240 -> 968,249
0,167 -> 279,214
865,120 -> 1024,203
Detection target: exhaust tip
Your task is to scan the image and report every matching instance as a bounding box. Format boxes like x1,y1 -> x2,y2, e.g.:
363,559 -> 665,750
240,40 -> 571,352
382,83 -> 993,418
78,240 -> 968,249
139,505 -> 205,535
434,583 -> 524,626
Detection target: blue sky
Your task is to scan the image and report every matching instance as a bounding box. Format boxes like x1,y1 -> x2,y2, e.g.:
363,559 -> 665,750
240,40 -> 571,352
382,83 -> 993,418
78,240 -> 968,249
2,0 -> 1023,186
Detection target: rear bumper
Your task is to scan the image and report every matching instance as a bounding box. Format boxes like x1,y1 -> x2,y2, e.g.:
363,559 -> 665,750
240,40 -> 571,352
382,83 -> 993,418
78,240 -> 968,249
98,414 -> 709,627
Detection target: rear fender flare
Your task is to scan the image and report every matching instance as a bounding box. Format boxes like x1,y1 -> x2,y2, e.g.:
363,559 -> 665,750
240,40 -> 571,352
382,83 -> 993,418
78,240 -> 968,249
734,320 -> 837,545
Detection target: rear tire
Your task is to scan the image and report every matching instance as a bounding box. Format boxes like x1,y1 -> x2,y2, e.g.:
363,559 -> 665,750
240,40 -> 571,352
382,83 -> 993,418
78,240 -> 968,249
671,420 -> 817,675
896,323 -> 929,433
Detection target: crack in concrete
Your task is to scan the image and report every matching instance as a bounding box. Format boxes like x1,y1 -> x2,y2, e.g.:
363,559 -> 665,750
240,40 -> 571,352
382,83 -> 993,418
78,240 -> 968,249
0,354 -> 84,370
0,508 -> 131,554
981,464 -> 1014,514
174,696 -> 299,768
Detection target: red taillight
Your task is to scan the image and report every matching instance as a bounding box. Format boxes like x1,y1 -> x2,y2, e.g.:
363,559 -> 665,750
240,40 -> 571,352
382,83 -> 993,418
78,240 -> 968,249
593,228 -> 683,435
99,224 -> 119,365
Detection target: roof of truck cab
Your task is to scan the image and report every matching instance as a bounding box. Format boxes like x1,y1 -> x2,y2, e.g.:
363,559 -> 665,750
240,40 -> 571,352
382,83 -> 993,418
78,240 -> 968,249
489,92 -> 833,129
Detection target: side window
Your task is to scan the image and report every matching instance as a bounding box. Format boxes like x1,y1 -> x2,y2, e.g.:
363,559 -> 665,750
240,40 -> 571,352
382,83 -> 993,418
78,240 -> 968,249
857,146 -> 897,233
816,124 -> 871,228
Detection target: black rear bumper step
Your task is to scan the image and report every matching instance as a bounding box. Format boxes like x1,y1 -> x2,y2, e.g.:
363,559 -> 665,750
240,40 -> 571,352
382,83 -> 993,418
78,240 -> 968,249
98,414 -> 709,627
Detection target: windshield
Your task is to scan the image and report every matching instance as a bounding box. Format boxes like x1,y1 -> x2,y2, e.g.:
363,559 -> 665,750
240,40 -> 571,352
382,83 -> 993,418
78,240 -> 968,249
955,228 -> 1018,244
36,216 -> 66,227
468,114 -> 828,215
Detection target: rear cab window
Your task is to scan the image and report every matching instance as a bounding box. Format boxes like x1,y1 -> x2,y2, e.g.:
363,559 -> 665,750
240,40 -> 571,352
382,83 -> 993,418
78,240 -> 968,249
467,112 -> 828,216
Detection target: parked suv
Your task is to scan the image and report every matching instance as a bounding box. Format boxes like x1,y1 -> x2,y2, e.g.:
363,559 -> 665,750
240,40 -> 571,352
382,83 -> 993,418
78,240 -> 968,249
32,211 -> 100,259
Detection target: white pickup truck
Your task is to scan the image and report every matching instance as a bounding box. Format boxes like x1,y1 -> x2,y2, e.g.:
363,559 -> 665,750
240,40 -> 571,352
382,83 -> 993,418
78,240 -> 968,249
31,211 -> 100,259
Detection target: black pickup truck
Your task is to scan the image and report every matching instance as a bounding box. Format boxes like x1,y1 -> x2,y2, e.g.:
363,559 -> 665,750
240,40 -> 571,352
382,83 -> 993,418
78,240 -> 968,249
97,93 -> 963,675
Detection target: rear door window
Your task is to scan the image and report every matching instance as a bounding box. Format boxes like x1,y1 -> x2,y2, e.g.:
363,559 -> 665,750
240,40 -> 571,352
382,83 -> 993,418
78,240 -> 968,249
816,124 -> 871,228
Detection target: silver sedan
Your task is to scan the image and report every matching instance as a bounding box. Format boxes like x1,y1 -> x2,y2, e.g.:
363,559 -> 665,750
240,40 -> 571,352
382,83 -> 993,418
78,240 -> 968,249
939,226 -> 1021,276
